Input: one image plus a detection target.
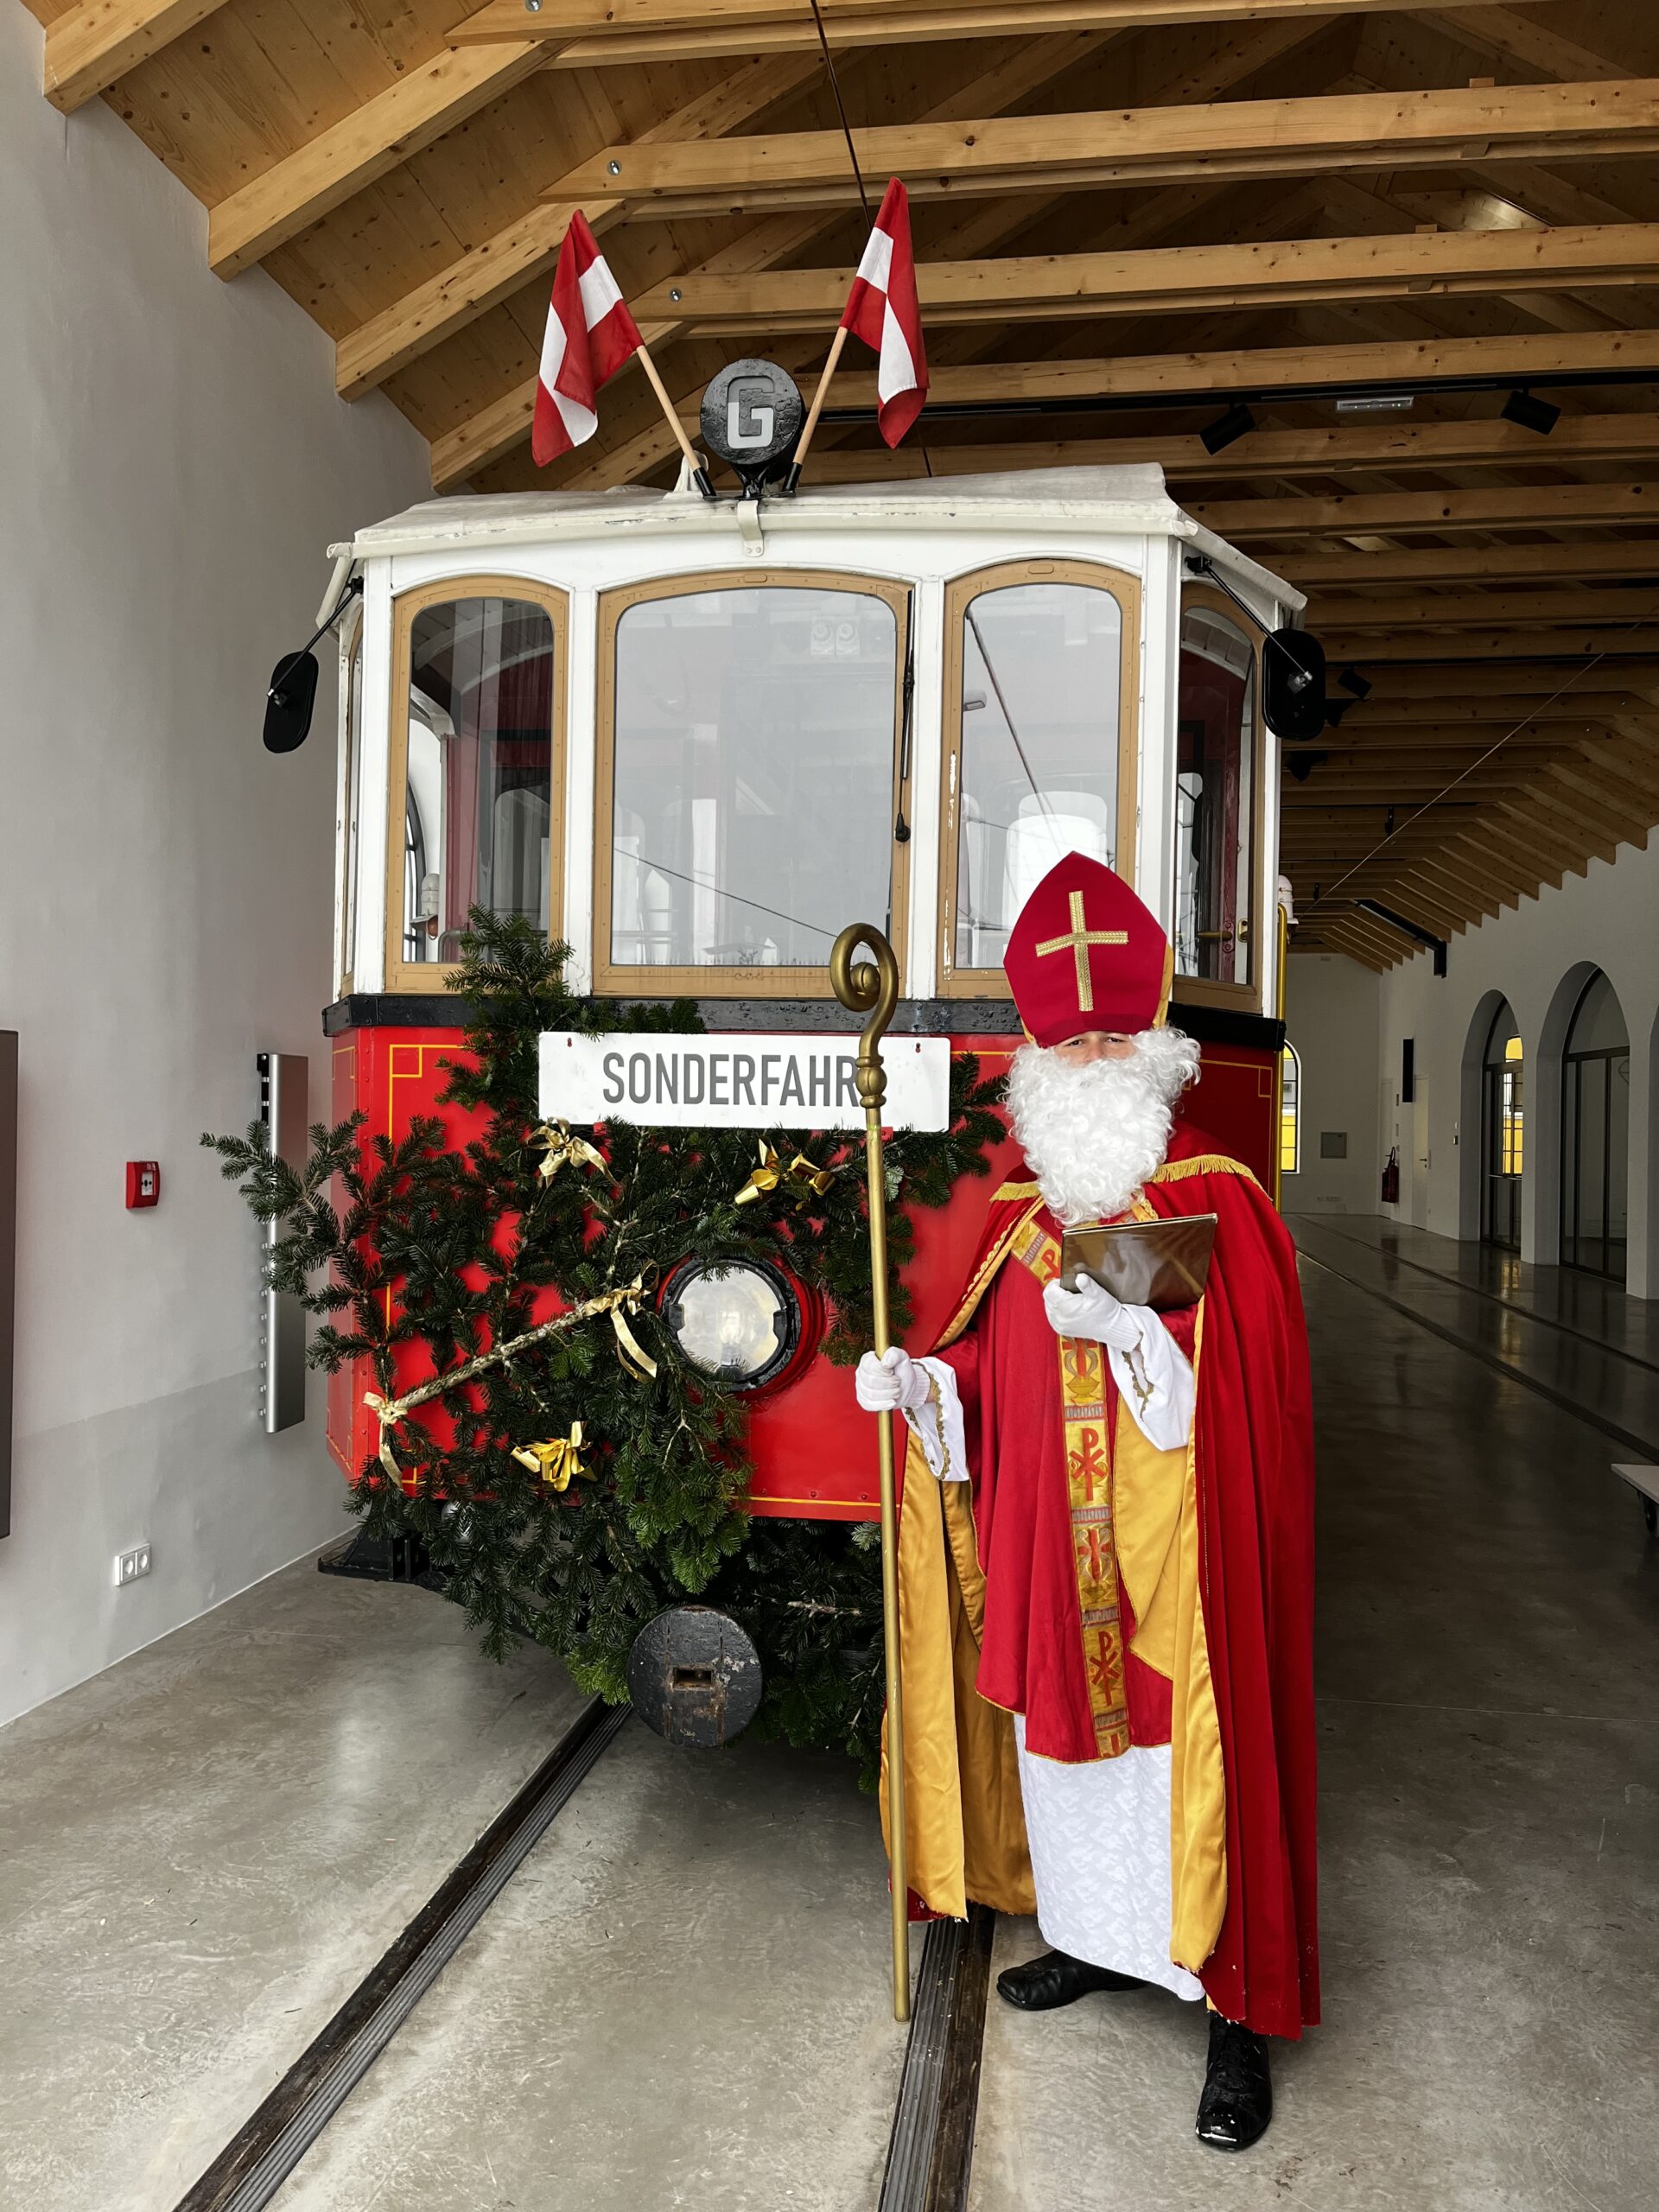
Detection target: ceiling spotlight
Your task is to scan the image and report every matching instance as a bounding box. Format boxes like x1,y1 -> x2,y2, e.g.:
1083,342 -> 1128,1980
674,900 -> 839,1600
1338,666 -> 1372,700
1324,700 -> 1350,729
1287,750 -> 1327,783
1200,402 -> 1256,455
1501,387 -> 1560,435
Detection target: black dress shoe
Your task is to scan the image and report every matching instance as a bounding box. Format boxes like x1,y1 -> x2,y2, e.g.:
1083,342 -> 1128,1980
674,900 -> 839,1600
995,1948 -> 1147,2011
1196,2013 -> 1273,2152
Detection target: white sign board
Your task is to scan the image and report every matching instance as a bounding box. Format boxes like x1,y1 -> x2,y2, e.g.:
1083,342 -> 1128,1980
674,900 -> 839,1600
538,1032 -> 951,1132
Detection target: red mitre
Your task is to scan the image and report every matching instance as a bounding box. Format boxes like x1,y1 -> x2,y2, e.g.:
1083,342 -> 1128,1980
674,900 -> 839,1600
1003,853 -> 1173,1046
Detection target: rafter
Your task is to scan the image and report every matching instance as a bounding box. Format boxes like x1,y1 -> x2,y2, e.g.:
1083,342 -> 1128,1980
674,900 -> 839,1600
1283,542 -> 1659,588
1436,5 -> 1633,85
630,225 -> 1659,334
1310,588 -> 1659,628
574,80 -> 1659,215
1315,628 -> 1659,661
41,0 -> 228,112
207,41 -> 556,281
333,54 -> 823,400
1192,481 -> 1659,538
447,0 -> 1522,65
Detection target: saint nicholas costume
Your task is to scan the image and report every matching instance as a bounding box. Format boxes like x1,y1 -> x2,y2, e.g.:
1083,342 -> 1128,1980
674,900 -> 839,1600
877,855 -> 1319,2045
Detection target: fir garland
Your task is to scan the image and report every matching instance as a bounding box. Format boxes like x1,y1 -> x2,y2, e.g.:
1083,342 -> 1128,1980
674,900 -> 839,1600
204,912 -> 1003,1773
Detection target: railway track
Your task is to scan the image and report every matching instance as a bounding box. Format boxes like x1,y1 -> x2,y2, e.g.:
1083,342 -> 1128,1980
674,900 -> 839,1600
169,1698 -> 993,2212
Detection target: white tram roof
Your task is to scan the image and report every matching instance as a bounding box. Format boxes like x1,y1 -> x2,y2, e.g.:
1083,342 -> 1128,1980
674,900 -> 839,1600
331,464 -> 1303,616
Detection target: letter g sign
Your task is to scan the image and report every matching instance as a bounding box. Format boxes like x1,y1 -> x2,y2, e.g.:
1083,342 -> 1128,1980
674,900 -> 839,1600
700,358 -> 805,492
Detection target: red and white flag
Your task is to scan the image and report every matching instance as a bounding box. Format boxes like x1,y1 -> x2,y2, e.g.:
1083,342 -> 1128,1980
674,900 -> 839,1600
840,178 -> 928,448
532,213 -> 643,467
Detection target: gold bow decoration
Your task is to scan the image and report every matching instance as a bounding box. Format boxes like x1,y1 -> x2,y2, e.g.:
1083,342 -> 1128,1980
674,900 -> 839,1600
734,1141 -> 785,1206
607,1275 -> 658,1382
534,1121 -> 610,1184
512,1423 -> 588,1492
734,1141 -> 838,1209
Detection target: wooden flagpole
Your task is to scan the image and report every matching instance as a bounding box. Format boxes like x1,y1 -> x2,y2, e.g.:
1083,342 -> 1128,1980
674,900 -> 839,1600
830,919 -> 911,2024
782,325 -> 849,496
633,339 -> 714,498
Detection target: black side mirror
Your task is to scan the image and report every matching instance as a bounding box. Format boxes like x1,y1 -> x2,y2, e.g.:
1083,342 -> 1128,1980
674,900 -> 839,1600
1262,627 -> 1327,745
264,650 -> 320,753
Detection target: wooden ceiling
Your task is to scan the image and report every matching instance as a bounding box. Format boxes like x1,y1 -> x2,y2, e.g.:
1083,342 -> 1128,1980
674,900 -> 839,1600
22,0 -> 1659,968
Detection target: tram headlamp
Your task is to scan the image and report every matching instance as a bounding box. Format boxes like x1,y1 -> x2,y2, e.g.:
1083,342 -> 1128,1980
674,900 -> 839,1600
661,1257 -> 803,1391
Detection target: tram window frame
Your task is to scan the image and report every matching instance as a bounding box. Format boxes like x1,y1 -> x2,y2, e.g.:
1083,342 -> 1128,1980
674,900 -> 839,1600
937,559 -> 1141,1002
337,607 -> 365,998
593,568 -> 914,1001
382,575 -> 569,995
1171,587 -> 1268,1014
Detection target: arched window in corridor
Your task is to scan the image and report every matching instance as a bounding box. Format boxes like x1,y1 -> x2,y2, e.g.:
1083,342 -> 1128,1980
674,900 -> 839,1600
1560,971 -> 1630,1281
1280,1043 -> 1300,1178
1480,1002 -> 1523,1253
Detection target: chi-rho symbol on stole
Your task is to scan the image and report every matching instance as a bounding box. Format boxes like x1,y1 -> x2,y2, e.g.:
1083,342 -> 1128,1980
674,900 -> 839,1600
1012,1213 -> 1133,1758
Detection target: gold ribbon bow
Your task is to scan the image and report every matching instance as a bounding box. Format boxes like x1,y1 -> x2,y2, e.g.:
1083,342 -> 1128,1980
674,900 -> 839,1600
788,1151 -> 836,1201
606,1274 -> 658,1382
735,1141 -> 785,1207
735,1141 -> 836,1209
534,1121 -> 609,1184
512,1423 -> 588,1492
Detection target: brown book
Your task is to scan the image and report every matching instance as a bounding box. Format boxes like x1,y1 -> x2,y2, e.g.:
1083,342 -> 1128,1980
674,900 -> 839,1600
1058,1215 -> 1217,1312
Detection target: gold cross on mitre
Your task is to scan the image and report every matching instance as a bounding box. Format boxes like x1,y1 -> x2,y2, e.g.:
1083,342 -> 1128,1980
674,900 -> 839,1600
1034,889 -> 1128,1014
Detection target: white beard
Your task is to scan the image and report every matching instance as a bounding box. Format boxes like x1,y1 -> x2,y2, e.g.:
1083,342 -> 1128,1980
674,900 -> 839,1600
1007,1029 -> 1202,1226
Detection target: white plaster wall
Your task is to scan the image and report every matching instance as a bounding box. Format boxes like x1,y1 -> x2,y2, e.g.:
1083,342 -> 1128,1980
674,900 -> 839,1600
1373,838 -> 1659,1299
0,15 -> 430,1726
1281,953 -> 1382,1213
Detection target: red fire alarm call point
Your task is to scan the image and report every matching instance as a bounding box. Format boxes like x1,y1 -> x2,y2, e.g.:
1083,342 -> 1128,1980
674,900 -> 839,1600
126,1161 -> 161,1210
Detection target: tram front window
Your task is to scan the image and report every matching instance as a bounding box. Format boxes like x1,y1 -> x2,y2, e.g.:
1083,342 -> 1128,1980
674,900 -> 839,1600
1174,607 -> 1255,988
607,583 -> 899,978
401,594 -> 557,964
951,579 -> 1123,974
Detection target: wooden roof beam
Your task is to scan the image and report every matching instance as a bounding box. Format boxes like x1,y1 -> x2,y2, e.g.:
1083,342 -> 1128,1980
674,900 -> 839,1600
1285,541 -> 1659,588
1310,587 -> 1659,629
1191,480 -> 1659,538
630,224 -> 1659,335
1314,629 -> 1659,661
41,0 -> 229,112
823,329 -> 1659,417
448,0 -> 1525,67
1435,5 -> 1632,86
334,54 -> 823,399
573,81 -> 1659,216
207,41 -> 556,280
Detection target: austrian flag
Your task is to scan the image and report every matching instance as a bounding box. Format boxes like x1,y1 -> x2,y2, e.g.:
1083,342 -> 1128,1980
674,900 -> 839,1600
841,178 -> 928,447
531,213 -> 643,467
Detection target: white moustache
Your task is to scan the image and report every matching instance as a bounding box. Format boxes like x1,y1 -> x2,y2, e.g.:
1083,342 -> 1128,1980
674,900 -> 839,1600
1007,1029 -> 1201,1226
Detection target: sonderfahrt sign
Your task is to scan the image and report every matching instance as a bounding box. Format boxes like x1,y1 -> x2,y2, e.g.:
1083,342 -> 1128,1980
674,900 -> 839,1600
538,1032 -> 950,1132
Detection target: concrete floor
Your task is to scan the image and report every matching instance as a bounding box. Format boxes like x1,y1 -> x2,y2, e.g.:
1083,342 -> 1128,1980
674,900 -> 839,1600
973,1231 -> 1659,2210
270,1724 -> 908,2212
3,1227 -> 1657,2209
0,1563 -> 586,2212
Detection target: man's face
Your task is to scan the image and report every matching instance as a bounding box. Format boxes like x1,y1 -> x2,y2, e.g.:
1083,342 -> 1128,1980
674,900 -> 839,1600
1051,1030 -> 1137,1068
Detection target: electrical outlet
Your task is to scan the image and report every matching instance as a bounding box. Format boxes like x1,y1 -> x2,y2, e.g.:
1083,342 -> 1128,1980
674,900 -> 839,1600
114,1545 -> 153,1588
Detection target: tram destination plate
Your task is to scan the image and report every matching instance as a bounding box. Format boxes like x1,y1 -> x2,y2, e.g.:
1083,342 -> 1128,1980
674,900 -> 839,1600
539,1030 -> 950,1131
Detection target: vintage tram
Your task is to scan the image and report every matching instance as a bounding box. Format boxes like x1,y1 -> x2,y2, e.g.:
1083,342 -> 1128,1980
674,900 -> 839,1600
317,458 -> 1299,1519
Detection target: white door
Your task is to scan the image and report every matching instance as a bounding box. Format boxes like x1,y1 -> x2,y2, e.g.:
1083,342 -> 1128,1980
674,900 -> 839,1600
1412,1078 -> 1432,1226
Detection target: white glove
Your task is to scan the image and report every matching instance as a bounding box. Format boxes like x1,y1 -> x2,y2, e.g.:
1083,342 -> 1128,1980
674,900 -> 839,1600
1042,1273 -> 1143,1355
855,1346 -> 933,1414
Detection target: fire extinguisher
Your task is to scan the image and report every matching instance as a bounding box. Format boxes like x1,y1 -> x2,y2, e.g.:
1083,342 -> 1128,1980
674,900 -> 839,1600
1381,1147 -> 1401,1205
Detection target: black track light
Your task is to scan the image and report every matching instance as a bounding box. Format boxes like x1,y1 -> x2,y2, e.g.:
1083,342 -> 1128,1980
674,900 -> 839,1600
1338,666 -> 1372,700
1501,387 -> 1560,435
1324,700 -> 1351,729
1200,402 -> 1256,455
1287,750 -> 1327,783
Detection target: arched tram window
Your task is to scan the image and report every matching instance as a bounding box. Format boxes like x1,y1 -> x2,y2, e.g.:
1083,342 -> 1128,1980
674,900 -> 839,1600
596,574 -> 910,996
938,563 -> 1139,996
385,582 -> 565,987
1175,602 -> 1260,1001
